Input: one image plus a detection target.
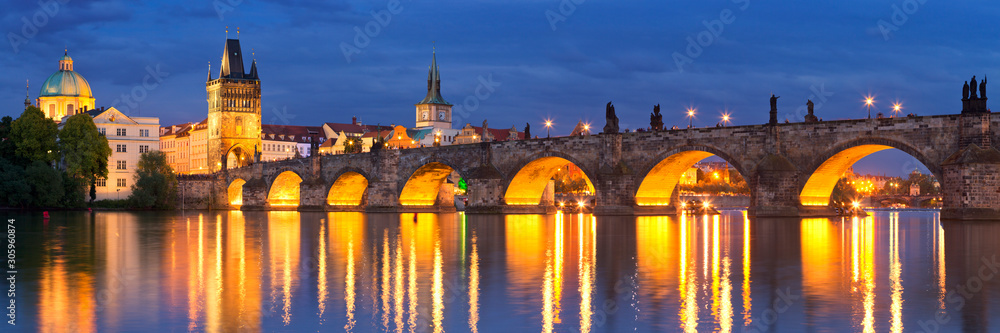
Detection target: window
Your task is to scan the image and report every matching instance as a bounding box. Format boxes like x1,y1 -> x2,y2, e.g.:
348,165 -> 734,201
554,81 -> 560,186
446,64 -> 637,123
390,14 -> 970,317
139,145 -> 149,153
117,160 -> 126,170
96,178 -> 106,187
139,129 -> 149,137
67,104 -> 75,115
116,144 -> 126,153
98,128 -> 106,136
116,128 -> 126,136
117,179 -> 126,187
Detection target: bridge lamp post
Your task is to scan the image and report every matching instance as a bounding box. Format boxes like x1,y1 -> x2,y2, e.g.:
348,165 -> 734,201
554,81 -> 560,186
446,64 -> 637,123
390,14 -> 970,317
721,112 -> 731,127
892,103 -> 902,118
865,96 -> 874,119
687,108 -> 696,128
545,120 -> 553,138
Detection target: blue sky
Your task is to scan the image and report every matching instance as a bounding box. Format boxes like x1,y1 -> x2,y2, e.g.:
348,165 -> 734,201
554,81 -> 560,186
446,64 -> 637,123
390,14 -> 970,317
4,0 -> 996,176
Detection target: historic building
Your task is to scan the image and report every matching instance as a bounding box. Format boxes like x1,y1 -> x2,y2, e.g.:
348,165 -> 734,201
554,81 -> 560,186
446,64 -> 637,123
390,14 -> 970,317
74,107 -> 160,200
415,51 -> 453,130
160,119 -> 209,174
37,51 -> 96,121
207,38 -> 261,172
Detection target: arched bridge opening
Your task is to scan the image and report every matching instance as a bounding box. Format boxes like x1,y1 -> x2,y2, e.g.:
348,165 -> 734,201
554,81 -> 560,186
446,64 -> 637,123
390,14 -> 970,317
634,149 -> 748,212
268,171 -> 303,208
228,178 -> 246,207
328,171 -> 369,207
399,162 -> 460,209
504,156 -> 595,207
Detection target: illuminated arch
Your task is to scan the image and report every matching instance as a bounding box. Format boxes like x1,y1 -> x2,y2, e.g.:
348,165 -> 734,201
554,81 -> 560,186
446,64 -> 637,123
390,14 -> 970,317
327,171 -> 369,206
799,140 -> 938,206
228,178 -> 246,206
504,156 -> 595,205
399,162 -> 455,206
268,171 -> 303,207
226,144 -> 254,169
634,147 -> 746,206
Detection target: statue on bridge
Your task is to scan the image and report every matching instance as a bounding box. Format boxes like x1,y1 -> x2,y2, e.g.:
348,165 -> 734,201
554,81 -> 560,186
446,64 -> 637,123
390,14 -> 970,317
650,104 -> 663,131
970,75 -> 979,99
964,81 -> 970,100
523,122 -> 531,139
769,94 -> 780,125
603,101 -> 619,134
804,99 -> 819,123
981,75 -> 987,99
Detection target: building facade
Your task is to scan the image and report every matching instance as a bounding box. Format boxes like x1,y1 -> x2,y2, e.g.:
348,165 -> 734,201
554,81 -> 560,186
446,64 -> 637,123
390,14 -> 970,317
79,108 -> 160,200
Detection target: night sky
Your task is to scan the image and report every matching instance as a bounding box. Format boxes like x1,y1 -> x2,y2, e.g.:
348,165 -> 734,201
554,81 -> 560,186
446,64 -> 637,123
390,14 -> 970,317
4,0 -> 996,176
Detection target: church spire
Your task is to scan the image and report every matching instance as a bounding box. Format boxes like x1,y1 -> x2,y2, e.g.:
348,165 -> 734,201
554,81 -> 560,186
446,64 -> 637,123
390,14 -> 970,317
24,80 -> 30,109
418,49 -> 450,105
207,62 -> 212,82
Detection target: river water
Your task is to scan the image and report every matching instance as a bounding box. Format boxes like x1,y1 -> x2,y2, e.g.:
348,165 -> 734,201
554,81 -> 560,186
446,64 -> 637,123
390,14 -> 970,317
6,210 -> 999,332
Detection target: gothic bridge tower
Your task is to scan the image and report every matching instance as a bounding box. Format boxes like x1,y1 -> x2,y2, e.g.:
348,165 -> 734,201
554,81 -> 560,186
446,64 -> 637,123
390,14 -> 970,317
207,37 -> 261,172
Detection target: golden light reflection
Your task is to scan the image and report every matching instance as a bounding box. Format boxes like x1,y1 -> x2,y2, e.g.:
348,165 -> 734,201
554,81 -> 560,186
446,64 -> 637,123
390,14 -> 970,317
469,232 -> 480,333
936,218 -> 946,312
327,172 -> 368,206
267,211 -> 301,325
433,238 -> 445,333
317,219 -> 328,320
394,231 -> 405,332
800,144 -> 892,206
380,230 -> 390,330
399,162 -> 453,206
578,214 -> 596,333
635,150 -> 713,206
801,217 -> 850,327
38,232 -> 96,333
268,171 -> 303,207
636,215 -> 675,315
741,212 -> 752,326
504,157 -> 594,205
678,212 -> 699,333
228,178 -> 246,206
889,213 -> 903,333
329,212 -> 364,332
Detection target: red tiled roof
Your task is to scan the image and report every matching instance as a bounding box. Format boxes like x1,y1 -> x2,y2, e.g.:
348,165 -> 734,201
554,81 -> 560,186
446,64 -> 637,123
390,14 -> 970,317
472,127 -> 523,141
324,122 -> 393,135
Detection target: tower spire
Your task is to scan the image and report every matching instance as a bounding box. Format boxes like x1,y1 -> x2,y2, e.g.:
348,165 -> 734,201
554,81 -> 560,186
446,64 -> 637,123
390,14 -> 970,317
24,79 -> 30,109
207,61 -> 212,82
418,47 -> 449,105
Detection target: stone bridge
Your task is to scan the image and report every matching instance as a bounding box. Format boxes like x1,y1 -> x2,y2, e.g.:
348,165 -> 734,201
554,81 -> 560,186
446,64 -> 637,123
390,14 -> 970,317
871,194 -> 944,208
212,112 -> 1000,220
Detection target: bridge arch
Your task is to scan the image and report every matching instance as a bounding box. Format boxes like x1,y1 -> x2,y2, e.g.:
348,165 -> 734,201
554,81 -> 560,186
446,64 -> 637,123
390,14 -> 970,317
228,178 -> 247,206
503,152 -> 596,205
399,160 -> 463,206
327,168 -> 372,206
267,170 -> 303,207
633,145 -> 749,206
799,137 -> 941,206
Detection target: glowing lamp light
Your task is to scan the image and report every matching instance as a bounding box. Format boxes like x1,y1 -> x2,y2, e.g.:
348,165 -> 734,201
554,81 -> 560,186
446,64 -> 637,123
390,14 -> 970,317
680,201 -> 687,208
559,202 -> 565,207
852,201 -> 861,209
703,201 -> 710,209
578,201 -> 585,208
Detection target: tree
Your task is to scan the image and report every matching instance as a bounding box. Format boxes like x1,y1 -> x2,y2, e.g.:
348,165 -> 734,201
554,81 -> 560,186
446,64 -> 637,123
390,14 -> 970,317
25,160 -> 63,207
59,113 -> 111,202
0,158 -> 30,207
830,177 -> 858,208
0,116 -> 15,160
344,136 -> 363,153
10,106 -> 58,165
129,151 -> 178,209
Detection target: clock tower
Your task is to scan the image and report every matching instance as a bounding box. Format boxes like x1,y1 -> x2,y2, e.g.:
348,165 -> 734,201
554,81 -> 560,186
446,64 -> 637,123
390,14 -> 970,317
207,37 -> 261,172
415,51 -> 452,129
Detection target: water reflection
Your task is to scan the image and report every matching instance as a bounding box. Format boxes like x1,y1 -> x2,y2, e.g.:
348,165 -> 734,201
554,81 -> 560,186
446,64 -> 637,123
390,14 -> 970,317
16,210 -> 999,332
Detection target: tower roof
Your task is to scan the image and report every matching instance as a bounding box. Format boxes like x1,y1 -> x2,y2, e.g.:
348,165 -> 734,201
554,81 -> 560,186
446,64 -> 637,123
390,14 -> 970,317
218,39 -> 250,80
417,51 -> 450,105
40,52 -> 92,98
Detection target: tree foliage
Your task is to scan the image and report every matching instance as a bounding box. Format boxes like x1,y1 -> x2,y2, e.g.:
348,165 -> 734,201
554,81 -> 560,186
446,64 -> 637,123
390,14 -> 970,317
59,113 -> 111,202
10,106 -> 58,165
0,158 -> 30,207
129,151 -> 178,209
344,136 -> 363,153
25,160 -> 63,207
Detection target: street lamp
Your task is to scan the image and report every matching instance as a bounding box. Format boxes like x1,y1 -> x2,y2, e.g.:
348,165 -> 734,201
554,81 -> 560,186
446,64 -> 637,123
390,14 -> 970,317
686,108 -> 696,128
892,102 -> 902,117
864,96 -> 875,119
545,119 -> 553,138
720,112 -> 731,126
583,123 -> 590,135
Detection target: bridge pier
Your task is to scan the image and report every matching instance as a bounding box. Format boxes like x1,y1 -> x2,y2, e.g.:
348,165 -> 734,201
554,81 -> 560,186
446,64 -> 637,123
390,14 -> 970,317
941,144 -> 1000,220
297,180 -> 327,211
747,154 -> 803,217
239,180 -> 269,210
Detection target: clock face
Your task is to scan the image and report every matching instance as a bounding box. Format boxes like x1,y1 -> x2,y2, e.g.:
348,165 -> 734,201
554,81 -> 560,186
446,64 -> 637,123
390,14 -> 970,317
422,111 -> 428,120
438,112 -> 446,120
